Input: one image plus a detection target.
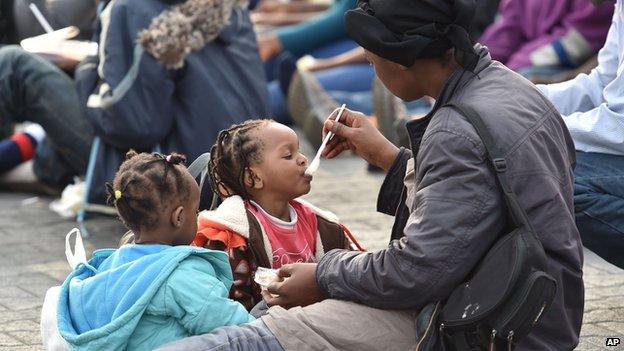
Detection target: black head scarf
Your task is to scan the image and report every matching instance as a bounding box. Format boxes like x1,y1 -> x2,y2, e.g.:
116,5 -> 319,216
345,0 -> 478,71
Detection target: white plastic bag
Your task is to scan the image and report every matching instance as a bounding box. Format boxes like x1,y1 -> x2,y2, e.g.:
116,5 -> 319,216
64,228 -> 87,270
41,286 -> 70,351
40,228 -> 87,350
49,181 -> 85,218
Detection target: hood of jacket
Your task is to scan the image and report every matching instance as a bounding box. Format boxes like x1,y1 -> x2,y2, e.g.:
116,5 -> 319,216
57,244 -> 231,350
138,0 -> 249,69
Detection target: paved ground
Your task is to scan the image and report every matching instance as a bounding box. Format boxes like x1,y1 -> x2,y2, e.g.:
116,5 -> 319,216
0,136 -> 623,350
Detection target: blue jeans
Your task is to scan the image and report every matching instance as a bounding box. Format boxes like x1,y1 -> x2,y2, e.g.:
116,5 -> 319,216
268,39 -> 375,122
574,151 -> 624,268
0,46 -> 92,187
517,65 -> 568,78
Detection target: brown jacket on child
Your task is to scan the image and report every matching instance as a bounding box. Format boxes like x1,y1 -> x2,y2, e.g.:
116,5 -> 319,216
193,195 -> 359,310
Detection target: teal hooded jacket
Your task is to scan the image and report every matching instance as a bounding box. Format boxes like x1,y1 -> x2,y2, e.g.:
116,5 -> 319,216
57,244 -> 254,350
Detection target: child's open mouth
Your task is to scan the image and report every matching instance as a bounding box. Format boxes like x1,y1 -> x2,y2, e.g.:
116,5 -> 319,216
302,173 -> 313,182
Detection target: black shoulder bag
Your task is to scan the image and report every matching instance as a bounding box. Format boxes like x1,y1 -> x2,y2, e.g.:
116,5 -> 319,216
414,104 -> 557,351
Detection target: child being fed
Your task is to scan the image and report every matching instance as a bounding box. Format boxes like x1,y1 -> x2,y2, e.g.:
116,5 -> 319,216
193,120 -> 362,310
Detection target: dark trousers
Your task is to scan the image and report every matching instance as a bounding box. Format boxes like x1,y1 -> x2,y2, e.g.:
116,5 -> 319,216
0,45 -> 92,188
574,151 -> 624,268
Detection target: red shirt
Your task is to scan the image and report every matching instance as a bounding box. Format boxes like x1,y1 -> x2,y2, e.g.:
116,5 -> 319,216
246,200 -> 318,268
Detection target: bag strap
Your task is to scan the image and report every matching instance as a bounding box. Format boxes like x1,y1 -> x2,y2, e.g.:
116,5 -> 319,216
65,228 -> 87,270
443,103 -> 535,234
188,152 -> 211,187
187,152 -> 219,210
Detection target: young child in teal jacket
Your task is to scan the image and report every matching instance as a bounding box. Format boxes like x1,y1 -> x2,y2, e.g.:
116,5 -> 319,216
56,151 -> 253,351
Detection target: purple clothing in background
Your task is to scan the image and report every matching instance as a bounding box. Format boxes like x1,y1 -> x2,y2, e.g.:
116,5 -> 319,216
480,0 -> 614,70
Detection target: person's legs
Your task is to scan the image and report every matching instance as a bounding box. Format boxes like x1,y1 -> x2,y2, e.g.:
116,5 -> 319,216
574,151 -> 624,268
268,81 -> 291,124
263,299 -> 417,351
315,64 -> 374,92
268,39 -> 364,121
156,318 -> 284,351
0,45 -> 92,188
270,64 -> 375,123
0,123 -> 44,172
157,299 -> 417,351
328,90 -> 374,115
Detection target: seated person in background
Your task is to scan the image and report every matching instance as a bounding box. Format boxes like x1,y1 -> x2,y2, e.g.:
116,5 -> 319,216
0,0 -> 269,204
82,0 -> 270,205
537,0 -> 624,269
480,0 -> 613,81
56,151 -> 253,351
194,119 -> 360,310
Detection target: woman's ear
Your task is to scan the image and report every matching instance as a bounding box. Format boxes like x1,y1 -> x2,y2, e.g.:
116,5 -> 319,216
171,206 -> 185,228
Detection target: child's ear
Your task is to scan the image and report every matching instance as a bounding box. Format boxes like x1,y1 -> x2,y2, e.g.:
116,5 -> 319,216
171,206 -> 185,228
244,167 -> 264,190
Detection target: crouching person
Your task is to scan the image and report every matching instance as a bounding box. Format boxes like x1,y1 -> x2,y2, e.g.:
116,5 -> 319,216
156,0 -> 584,350
55,152 -> 253,351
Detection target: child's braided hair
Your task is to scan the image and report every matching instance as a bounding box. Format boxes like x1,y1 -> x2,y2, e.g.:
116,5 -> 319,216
208,119 -> 271,200
106,150 -> 189,233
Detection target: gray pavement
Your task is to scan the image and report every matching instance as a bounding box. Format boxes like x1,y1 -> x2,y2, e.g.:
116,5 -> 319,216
0,137 -> 623,350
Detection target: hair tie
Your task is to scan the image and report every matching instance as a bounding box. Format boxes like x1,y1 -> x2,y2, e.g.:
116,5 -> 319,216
114,190 -> 122,200
165,155 -> 172,163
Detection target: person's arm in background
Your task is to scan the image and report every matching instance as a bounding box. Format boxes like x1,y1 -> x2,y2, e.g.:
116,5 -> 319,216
252,11 -> 320,26
303,47 -> 366,71
538,2 -> 624,155
254,0 -> 329,14
257,0 -> 357,61
478,0 -> 524,65
84,1 -> 175,150
505,0 -> 613,71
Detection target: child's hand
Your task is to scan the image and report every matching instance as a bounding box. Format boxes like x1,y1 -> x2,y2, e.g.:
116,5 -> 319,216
262,263 -> 326,309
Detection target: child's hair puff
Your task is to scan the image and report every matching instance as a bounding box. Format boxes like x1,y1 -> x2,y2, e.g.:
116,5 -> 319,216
106,150 -> 189,232
208,119 -> 271,200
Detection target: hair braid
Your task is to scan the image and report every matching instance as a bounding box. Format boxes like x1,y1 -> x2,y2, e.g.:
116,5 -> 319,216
106,150 -> 190,233
208,119 -> 270,200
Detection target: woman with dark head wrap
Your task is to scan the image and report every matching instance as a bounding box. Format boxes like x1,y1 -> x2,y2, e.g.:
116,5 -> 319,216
345,0 -> 479,72
158,1 -> 584,350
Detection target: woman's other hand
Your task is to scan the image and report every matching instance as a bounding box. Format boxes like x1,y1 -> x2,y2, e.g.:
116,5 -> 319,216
262,263 -> 325,309
322,108 -> 400,171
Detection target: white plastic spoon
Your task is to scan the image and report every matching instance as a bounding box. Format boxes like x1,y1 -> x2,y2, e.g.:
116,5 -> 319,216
305,104 -> 347,176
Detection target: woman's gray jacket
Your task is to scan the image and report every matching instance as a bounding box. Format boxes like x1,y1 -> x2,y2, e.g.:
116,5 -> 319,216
316,45 -> 584,350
